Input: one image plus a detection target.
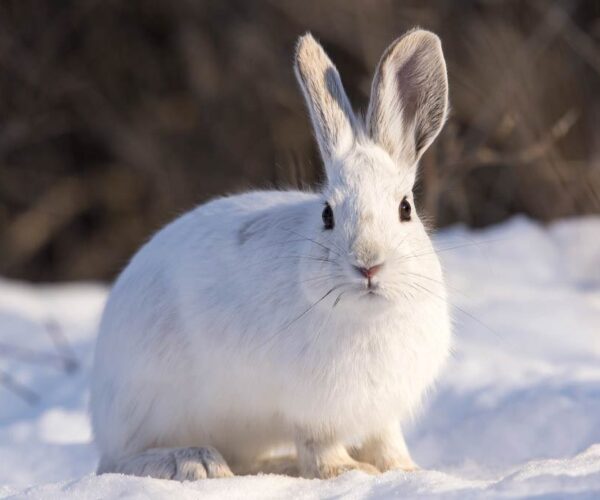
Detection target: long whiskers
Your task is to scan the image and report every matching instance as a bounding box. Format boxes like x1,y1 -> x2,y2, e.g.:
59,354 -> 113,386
390,238 -> 507,264
241,254 -> 342,272
333,289 -> 350,308
298,273 -> 346,285
398,271 -> 467,299
283,228 -> 345,257
253,283 -> 347,353
404,280 -> 502,340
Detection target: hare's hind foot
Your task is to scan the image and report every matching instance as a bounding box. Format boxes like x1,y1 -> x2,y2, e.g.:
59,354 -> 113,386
101,446 -> 234,481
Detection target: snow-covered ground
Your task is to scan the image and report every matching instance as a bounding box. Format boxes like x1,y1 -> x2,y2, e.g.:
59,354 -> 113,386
1,216 -> 599,499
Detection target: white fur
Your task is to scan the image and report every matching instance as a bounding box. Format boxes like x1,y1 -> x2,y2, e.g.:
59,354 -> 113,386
91,29 -> 452,480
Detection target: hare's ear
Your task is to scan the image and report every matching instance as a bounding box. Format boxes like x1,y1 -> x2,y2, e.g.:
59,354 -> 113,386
367,29 -> 448,172
295,33 -> 357,174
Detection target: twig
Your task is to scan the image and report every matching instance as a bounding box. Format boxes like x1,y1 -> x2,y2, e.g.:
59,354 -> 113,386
444,109 -> 579,177
0,342 -> 73,371
2,177 -> 91,271
0,369 -> 39,405
44,319 -> 79,373
536,1 -> 600,77
458,2 -> 576,159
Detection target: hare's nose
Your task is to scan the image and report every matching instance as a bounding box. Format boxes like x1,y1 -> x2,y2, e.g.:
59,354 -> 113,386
355,264 -> 383,279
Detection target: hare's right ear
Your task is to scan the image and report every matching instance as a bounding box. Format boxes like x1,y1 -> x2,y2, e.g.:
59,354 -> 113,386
367,29 -> 448,173
295,34 -> 357,175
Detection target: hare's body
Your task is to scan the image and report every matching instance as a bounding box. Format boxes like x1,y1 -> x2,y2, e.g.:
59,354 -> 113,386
92,29 -> 452,479
92,190 -> 450,474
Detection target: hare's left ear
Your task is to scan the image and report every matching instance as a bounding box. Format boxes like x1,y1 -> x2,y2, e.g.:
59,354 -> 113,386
295,33 -> 357,177
367,29 -> 448,172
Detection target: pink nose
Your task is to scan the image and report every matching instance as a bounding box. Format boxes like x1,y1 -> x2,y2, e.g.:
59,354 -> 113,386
357,264 -> 383,279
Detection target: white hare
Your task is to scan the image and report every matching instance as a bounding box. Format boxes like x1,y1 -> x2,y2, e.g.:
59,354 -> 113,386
91,28 -> 451,480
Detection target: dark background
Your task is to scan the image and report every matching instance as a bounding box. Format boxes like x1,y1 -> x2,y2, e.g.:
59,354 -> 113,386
1,0 -> 599,282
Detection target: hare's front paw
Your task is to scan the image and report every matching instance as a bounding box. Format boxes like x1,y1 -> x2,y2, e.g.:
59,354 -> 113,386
317,460 -> 379,479
296,436 -> 380,479
350,425 -> 419,473
375,455 -> 419,473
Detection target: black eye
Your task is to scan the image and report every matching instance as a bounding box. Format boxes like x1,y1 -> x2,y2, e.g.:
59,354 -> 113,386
322,203 -> 334,230
399,197 -> 412,222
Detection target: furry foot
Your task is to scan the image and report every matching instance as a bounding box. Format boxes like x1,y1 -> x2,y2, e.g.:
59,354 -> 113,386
376,456 -> 419,472
350,445 -> 418,472
349,425 -> 419,473
316,459 -> 379,479
295,435 -> 380,479
110,446 -> 234,480
243,454 -> 379,478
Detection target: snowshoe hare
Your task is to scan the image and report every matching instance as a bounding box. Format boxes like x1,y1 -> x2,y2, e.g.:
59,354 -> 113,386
91,28 -> 451,480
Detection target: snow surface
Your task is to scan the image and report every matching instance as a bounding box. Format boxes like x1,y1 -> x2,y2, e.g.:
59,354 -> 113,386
1,216 -> 599,499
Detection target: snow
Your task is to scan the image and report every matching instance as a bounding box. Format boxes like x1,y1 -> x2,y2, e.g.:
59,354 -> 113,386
1,216 -> 599,499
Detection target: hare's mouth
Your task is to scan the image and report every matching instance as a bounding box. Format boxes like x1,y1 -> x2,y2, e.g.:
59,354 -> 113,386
359,286 -> 387,301
346,277 -> 384,297
364,281 -> 382,293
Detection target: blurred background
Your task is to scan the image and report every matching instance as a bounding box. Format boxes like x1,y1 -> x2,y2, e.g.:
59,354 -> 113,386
0,0 -> 599,282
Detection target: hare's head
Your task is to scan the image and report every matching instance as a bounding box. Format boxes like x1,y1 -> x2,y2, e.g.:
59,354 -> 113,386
294,29 -> 448,312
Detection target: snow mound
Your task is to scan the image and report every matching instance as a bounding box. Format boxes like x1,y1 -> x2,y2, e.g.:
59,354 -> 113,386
1,216 -> 599,498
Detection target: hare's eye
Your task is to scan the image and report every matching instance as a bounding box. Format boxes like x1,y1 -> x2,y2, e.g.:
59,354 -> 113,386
399,197 -> 412,222
322,203 -> 334,230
